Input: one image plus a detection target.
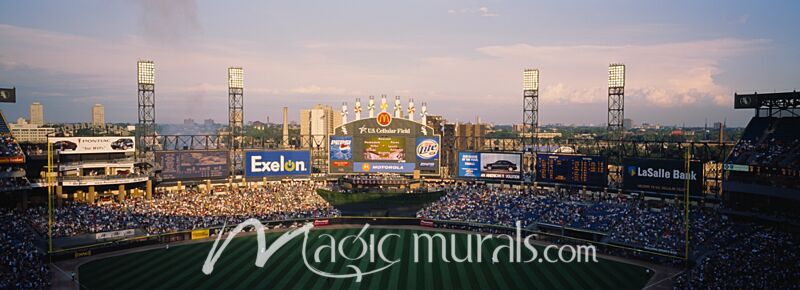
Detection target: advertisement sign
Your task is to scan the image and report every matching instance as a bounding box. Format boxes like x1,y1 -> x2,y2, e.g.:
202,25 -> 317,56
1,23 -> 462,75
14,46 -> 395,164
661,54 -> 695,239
328,116 -> 439,175
458,152 -> 522,180
191,229 -> 210,240
536,154 -> 607,186
245,151 -> 311,177
330,136 -> 352,160
723,163 -> 750,172
623,158 -> 704,194
416,137 -> 439,160
95,229 -> 135,240
480,152 -> 522,180
458,152 -> 481,178
49,137 -> 135,154
353,162 -> 415,173
157,151 -> 229,181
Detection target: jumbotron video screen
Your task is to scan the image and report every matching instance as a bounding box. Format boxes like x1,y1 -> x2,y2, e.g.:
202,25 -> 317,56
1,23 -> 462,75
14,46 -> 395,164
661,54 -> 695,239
329,113 -> 440,175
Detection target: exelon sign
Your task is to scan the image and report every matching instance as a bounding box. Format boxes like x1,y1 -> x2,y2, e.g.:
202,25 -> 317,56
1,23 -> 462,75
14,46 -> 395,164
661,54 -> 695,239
245,151 -> 311,177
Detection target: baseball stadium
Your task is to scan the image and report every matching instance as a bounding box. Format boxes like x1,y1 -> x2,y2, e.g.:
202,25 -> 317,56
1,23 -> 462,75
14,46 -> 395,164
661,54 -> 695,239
2,2 -> 800,289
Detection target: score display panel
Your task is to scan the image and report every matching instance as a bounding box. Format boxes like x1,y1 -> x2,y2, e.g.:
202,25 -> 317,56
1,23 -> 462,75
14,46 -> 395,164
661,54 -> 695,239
536,154 -> 608,187
156,150 -> 230,181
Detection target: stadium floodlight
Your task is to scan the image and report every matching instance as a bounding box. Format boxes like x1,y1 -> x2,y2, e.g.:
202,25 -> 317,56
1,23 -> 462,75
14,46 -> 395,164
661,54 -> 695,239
137,61 -> 155,85
608,64 -> 625,88
228,67 -> 244,89
523,69 -> 539,91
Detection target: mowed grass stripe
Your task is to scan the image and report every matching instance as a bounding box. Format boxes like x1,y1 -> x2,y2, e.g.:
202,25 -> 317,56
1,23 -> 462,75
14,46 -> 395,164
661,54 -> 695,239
480,238 -> 514,289
434,233 -> 455,290
344,227 -> 389,289
399,231 -> 418,290
234,230 -> 307,289
328,228 -> 370,289
289,228 -> 348,290
269,228 -> 338,290
365,228 -> 392,290
82,243 -> 182,287
247,228 -> 316,289
383,228 -> 406,290
465,236 -> 493,290
106,242 -> 208,289
492,241 -> 536,290
450,233 -> 473,290
153,241 -> 233,290
191,234 -> 270,289
306,229 -> 354,290
575,259 -> 617,289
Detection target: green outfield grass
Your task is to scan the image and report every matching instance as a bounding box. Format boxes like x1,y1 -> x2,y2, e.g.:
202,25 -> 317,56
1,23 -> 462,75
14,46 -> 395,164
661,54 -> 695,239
79,227 -> 652,290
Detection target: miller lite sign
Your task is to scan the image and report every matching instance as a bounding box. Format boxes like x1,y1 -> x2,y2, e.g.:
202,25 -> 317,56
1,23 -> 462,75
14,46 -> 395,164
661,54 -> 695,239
416,137 -> 440,160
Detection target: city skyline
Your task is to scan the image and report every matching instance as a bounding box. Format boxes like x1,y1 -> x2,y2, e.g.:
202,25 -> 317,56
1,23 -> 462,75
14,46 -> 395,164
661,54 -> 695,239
1,1 -> 799,127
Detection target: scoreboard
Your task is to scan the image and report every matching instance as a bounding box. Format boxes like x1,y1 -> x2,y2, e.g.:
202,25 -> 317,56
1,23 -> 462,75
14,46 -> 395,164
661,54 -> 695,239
156,150 -> 230,181
536,154 -> 607,186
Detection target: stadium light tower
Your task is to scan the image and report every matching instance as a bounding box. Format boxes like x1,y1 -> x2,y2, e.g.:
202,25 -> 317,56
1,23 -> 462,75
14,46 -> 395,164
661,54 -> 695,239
607,63 -> 625,188
607,64 -> 625,143
137,60 -> 156,163
228,67 -> 244,176
523,69 -> 540,177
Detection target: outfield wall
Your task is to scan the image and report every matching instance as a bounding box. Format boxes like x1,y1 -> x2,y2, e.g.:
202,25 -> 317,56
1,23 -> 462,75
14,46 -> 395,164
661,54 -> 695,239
49,217 -> 687,266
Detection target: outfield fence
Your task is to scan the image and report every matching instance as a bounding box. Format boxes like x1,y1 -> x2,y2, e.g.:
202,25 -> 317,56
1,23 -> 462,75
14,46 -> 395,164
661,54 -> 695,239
49,216 -> 687,266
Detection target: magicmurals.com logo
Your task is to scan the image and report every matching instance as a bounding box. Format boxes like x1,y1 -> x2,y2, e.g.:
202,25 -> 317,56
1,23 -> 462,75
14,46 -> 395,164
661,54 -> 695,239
202,220 -> 598,282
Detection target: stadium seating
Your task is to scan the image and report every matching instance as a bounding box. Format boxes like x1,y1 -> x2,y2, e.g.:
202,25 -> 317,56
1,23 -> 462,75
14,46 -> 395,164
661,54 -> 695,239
727,117 -> 800,169
0,111 -> 10,134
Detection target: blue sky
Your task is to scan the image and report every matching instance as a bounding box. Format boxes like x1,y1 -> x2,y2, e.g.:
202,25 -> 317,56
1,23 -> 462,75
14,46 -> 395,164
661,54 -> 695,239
1,0 -> 799,127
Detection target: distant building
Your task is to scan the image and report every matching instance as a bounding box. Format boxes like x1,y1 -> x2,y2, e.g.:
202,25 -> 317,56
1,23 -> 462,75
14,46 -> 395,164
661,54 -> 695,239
623,118 -> 633,130
203,119 -> 215,126
29,102 -> 44,125
92,104 -> 105,126
299,104 -> 341,148
183,118 -> 195,125
426,115 -> 445,136
454,123 -> 486,151
9,119 -> 55,143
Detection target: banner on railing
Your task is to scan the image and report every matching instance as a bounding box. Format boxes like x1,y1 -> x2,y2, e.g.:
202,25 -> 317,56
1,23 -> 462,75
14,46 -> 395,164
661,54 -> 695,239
95,229 -> 135,240
191,229 -> 210,240
313,219 -> 330,226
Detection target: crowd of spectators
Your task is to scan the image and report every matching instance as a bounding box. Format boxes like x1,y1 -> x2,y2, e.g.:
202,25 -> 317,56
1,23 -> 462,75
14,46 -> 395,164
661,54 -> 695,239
727,117 -> 800,169
0,135 -> 23,157
0,209 -> 49,290
27,202 -> 140,238
673,226 -> 800,289
126,181 -> 339,234
418,185 -> 739,256
27,180 -> 339,237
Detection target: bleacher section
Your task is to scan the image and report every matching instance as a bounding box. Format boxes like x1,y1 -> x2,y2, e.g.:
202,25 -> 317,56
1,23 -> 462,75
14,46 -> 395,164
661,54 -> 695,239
0,110 -> 10,134
725,116 -> 800,212
0,110 -> 30,191
727,117 -> 800,169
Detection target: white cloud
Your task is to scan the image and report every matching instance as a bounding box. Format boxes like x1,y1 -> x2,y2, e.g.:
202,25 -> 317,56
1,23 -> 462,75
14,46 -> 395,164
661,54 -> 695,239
471,38 -> 769,107
448,7 -> 498,17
